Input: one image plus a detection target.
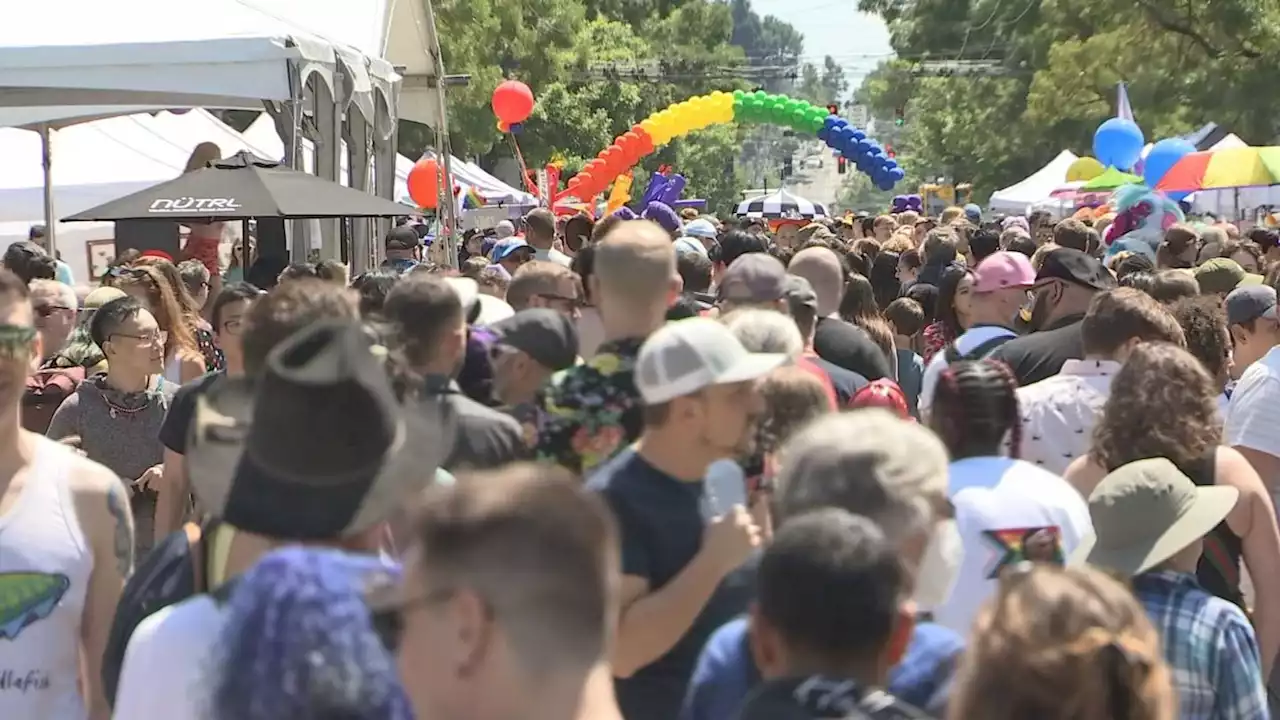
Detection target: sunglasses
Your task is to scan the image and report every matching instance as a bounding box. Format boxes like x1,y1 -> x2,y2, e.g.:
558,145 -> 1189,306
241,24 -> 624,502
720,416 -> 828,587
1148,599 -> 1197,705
34,304 -> 73,318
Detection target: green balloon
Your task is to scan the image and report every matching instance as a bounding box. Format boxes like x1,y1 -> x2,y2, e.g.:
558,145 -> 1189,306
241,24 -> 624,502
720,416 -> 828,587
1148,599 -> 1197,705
732,89 -> 746,102
790,108 -> 807,128
752,90 -> 768,101
732,99 -> 745,120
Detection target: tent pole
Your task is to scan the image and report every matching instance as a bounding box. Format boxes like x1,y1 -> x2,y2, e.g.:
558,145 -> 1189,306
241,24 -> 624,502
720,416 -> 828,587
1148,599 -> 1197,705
40,124 -> 57,258
422,0 -> 459,267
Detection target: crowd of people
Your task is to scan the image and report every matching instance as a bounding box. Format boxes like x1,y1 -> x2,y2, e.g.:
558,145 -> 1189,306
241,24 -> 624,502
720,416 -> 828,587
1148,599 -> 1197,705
1,199 -> 1279,720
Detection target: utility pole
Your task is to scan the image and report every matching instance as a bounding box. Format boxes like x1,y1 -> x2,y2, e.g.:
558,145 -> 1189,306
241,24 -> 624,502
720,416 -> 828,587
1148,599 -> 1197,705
421,0 -> 460,266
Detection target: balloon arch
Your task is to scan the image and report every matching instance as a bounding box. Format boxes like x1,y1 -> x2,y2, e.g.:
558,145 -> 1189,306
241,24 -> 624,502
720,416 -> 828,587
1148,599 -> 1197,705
563,90 -> 906,201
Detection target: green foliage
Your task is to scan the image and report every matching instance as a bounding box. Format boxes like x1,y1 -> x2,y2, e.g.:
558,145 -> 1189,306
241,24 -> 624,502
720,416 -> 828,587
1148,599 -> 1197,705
795,56 -> 849,106
400,0 -> 809,215
854,0 -> 1280,203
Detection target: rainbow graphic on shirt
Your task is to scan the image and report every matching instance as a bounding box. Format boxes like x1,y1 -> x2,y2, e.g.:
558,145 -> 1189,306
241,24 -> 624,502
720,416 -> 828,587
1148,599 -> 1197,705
980,526 -> 1064,579
0,572 -> 70,640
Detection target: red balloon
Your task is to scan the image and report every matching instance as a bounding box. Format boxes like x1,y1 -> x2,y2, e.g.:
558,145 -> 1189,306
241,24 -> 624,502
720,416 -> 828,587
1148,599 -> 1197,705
407,158 -> 440,209
492,80 -> 536,125
575,172 -> 595,194
602,145 -> 625,172
633,126 -> 655,156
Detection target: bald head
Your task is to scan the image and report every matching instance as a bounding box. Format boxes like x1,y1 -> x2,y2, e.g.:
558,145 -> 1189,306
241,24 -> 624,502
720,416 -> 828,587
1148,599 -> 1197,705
789,247 -> 844,316
594,220 -> 676,306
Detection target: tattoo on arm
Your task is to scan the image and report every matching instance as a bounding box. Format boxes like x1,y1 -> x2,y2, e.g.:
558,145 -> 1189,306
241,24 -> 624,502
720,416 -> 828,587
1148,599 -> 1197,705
106,482 -> 136,578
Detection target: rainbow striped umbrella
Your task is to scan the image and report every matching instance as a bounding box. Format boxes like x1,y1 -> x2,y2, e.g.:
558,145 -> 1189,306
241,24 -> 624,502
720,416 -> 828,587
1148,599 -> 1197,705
1156,146 -> 1280,192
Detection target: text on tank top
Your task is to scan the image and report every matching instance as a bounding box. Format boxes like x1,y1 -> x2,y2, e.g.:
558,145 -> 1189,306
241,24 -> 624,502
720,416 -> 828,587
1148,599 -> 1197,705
0,439 -> 93,720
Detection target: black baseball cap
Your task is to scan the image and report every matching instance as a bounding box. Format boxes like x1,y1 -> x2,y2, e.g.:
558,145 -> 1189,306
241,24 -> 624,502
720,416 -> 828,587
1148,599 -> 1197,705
1034,248 -> 1115,291
1225,285 -> 1279,326
384,226 -> 421,252
490,308 -> 578,372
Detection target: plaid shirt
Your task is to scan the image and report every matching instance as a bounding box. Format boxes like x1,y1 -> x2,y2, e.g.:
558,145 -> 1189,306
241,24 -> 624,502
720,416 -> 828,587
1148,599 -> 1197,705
1133,570 -> 1268,720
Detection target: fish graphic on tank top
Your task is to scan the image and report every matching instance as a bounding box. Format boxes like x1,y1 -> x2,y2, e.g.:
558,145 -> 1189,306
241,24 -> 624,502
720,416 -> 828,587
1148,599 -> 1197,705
0,572 -> 70,640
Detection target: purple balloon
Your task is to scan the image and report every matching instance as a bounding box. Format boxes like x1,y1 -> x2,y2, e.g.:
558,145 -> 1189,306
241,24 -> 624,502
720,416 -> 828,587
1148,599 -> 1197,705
639,172 -> 669,206
659,174 -> 687,205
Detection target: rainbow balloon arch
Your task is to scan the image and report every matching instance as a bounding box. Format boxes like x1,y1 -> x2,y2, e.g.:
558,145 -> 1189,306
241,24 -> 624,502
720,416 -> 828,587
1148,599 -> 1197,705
560,90 -> 906,202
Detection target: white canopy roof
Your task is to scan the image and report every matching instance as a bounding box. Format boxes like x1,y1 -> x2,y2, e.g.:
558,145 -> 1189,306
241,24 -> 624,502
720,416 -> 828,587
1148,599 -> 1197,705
0,0 -> 397,129
988,150 -> 1079,214
241,115 -> 536,207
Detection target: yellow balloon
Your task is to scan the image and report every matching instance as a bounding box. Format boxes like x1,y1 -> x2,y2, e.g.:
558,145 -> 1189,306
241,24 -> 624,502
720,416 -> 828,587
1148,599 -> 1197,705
1066,156 -> 1105,183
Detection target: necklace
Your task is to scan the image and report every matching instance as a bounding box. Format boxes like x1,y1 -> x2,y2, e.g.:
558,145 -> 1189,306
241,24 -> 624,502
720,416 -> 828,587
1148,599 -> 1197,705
100,377 -> 158,419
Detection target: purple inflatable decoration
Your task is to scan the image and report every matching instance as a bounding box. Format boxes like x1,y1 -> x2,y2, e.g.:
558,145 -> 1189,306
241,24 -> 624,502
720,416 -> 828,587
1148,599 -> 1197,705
612,207 -> 639,221
891,195 -> 909,213
641,202 -> 682,235
640,172 -> 670,206
658,174 -> 686,205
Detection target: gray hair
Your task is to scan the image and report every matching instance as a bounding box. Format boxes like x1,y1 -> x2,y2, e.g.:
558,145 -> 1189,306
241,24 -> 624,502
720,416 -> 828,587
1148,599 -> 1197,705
774,409 -> 949,543
177,259 -> 210,296
720,308 -> 803,359
28,279 -> 76,310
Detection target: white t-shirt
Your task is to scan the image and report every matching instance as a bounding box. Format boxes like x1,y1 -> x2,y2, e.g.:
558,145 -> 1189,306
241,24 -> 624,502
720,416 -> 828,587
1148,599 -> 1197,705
534,246 -> 573,268
919,325 -> 1018,416
112,596 -> 228,720
1226,346 -> 1280,462
934,456 -> 1093,635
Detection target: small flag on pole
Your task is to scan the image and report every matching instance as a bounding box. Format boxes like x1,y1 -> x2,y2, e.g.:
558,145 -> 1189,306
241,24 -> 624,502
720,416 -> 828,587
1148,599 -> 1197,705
1117,82 -> 1135,122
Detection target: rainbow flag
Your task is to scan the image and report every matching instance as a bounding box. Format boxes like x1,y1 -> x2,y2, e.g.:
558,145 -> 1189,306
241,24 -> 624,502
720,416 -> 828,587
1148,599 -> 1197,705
461,186 -> 486,210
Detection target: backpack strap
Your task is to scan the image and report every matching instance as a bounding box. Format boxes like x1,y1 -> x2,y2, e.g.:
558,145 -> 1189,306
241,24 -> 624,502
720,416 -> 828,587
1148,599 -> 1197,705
944,334 -> 1014,365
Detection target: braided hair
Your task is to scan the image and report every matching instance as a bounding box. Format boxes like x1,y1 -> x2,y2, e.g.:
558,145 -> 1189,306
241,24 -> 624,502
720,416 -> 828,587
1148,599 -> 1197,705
929,359 -> 1022,460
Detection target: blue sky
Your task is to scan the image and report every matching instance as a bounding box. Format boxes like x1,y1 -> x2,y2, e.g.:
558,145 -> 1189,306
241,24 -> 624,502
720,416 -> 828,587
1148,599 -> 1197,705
751,0 -> 893,96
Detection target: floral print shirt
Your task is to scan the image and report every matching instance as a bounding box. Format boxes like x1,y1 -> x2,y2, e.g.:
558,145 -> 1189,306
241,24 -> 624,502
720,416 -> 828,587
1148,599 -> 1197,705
527,337 -> 645,477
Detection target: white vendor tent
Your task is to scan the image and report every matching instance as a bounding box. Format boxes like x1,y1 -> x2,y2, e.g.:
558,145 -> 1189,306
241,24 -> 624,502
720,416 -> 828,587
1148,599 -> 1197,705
0,109 -> 276,281
988,150 -> 1078,215
243,114 -> 536,207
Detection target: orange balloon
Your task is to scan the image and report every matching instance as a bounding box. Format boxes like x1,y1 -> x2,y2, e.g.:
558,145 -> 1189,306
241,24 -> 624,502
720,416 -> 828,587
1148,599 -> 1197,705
576,172 -> 596,192
407,158 -> 440,209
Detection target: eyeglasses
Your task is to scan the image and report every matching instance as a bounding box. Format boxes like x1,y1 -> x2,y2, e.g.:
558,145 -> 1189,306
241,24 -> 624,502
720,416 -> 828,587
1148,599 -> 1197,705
34,305 -> 73,318
364,572 -> 457,653
112,329 -> 167,346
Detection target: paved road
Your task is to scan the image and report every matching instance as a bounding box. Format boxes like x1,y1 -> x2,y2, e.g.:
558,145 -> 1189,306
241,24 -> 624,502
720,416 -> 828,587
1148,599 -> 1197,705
785,141 -> 844,213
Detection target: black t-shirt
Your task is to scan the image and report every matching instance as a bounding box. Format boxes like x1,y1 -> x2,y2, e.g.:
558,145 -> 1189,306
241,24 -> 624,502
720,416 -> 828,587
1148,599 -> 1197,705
987,313 -> 1086,386
814,317 -> 891,381
809,354 -> 869,407
588,450 -> 754,720
158,370 -> 225,454
740,676 -> 934,720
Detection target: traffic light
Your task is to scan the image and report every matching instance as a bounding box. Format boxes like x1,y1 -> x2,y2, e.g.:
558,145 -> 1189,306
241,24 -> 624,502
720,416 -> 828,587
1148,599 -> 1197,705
886,144 -> 896,159
782,158 -> 793,177
837,156 -> 846,174
893,106 -> 905,127
826,103 -> 840,116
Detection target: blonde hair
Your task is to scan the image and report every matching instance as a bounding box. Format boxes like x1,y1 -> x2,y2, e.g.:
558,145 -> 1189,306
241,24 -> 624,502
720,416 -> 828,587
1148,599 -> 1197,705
939,206 -> 965,225
594,220 -> 674,306
897,211 -> 920,227
950,564 -> 1175,720
881,230 -> 915,255
507,260 -> 579,311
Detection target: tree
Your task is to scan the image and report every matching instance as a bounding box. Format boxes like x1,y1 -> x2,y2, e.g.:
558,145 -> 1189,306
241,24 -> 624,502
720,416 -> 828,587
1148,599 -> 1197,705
820,56 -> 848,103
854,0 -> 1280,202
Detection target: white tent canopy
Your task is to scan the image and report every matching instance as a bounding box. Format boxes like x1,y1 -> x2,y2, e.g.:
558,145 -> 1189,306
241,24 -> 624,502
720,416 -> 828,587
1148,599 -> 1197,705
242,115 -> 536,207
0,0 -> 397,129
988,150 -> 1078,215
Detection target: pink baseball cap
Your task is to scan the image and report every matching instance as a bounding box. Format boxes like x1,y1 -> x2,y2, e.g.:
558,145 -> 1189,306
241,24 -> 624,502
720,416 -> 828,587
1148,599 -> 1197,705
971,251 -> 1037,294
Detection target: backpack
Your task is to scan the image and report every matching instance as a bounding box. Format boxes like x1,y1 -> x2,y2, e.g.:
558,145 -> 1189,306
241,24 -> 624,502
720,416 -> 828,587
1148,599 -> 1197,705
21,366 -> 85,434
942,334 -> 1013,365
102,517 -> 219,708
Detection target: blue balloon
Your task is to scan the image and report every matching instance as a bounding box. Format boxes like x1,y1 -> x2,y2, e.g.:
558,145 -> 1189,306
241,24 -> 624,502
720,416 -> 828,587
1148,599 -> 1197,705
1093,118 -> 1145,171
817,128 -> 830,143
883,159 -> 899,171
823,115 -> 841,131
889,167 -> 906,181
855,139 -> 872,154
876,178 -> 895,191
838,127 -> 857,144
1143,138 -> 1196,188
851,130 -> 866,141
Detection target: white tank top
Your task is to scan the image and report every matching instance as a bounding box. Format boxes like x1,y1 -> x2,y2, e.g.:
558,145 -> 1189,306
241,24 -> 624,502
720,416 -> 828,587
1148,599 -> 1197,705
0,438 -> 92,720
162,355 -> 183,385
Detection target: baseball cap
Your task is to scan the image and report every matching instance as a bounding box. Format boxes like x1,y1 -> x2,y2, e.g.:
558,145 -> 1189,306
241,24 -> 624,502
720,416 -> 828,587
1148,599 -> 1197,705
783,275 -> 818,313
717,253 -> 788,304
684,219 -> 718,240
385,226 -> 421,252
635,317 -> 787,405
494,220 -> 516,239
1072,458 -> 1238,577
490,308 -> 578,372
1193,257 -> 1263,295
491,237 -> 531,262
1225,284 -> 1279,326
673,237 -> 708,257
963,203 -> 982,223
971,251 -> 1036,294
1034,247 -> 1115,291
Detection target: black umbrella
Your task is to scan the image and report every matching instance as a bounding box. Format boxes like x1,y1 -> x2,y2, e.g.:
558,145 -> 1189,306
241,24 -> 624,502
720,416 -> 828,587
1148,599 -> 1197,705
63,151 -> 417,222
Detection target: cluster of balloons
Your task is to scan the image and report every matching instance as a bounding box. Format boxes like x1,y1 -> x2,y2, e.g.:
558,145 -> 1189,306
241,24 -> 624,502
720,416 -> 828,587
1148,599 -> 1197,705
566,90 -> 906,200
493,80 -> 535,133
1091,115 -> 1196,195
819,115 -> 904,191
891,194 -> 923,213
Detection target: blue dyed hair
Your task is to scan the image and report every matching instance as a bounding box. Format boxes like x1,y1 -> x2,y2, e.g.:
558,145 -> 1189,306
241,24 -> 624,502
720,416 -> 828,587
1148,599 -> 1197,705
207,547 -> 413,720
